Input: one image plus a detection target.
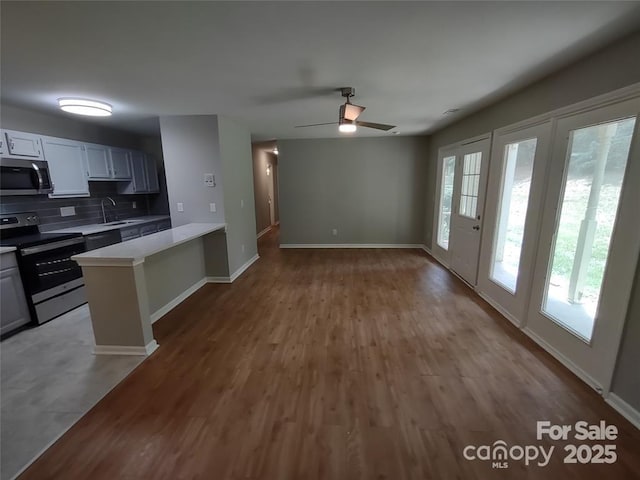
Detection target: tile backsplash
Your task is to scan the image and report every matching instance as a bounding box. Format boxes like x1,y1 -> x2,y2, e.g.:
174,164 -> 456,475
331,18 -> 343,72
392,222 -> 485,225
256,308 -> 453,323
0,182 -> 162,231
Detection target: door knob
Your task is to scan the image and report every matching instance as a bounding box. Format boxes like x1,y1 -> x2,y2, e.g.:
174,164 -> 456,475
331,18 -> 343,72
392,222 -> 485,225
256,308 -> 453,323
473,225 -> 480,230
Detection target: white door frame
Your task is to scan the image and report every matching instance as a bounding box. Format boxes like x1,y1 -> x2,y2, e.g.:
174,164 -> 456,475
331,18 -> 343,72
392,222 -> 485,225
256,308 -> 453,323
431,134 -> 491,284
525,96 -> 640,393
477,121 -> 553,325
449,136 -> 491,286
431,145 -> 458,266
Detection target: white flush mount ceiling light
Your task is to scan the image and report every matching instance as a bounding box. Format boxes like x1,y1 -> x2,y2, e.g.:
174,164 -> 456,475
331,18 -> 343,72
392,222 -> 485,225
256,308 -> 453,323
58,98 -> 112,117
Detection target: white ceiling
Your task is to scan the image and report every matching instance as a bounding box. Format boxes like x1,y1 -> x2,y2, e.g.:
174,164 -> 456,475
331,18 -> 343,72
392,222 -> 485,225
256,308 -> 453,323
2,1 -> 640,140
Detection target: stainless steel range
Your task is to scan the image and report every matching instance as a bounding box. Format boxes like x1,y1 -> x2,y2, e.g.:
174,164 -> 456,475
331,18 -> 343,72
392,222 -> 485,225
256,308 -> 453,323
0,212 -> 87,334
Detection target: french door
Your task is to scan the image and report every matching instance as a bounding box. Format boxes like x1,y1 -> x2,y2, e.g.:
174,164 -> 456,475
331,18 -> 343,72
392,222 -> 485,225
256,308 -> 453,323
433,135 -> 491,286
525,98 -> 640,391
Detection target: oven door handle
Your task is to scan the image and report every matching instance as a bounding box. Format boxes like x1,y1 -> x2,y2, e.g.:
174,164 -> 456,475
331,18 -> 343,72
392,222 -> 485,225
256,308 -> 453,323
20,237 -> 85,256
32,162 -> 45,191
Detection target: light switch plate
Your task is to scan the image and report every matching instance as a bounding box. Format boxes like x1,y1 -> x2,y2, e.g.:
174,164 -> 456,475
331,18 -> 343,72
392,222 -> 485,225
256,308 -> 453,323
177,202 -> 184,212
60,206 -> 76,217
209,203 -> 216,213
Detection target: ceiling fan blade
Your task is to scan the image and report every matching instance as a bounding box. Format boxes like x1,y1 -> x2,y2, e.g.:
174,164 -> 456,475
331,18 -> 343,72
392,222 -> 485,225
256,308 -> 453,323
355,121 -> 396,131
341,103 -> 365,121
294,122 -> 338,128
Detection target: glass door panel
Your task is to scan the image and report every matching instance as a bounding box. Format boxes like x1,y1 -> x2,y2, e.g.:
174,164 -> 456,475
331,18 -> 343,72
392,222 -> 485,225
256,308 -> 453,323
489,138 -> 537,293
436,155 -> 456,249
459,152 -> 481,218
541,117 -> 636,342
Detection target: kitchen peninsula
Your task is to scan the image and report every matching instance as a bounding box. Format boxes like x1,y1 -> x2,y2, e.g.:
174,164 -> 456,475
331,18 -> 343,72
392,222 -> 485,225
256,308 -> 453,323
73,223 -> 227,355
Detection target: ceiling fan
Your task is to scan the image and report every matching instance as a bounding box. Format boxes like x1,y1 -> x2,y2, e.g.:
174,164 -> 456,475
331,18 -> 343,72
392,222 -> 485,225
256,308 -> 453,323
295,87 -> 395,133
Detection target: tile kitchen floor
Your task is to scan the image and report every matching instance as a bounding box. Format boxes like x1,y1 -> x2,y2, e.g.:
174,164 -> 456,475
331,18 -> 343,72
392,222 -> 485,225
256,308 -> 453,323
0,305 -> 144,480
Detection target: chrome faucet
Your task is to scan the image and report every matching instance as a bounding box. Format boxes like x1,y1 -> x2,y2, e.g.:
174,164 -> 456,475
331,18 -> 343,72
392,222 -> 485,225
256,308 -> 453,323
101,197 -> 116,223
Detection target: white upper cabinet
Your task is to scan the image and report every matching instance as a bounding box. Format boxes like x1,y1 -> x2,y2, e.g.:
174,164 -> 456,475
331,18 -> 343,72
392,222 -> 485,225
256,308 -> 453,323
85,143 -> 111,179
109,148 -> 132,179
3,128 -> 159,197
146,157 -> 160,193
118,152 -> 159,194
3,130 -> 44,159
131,151 -> 148,192
41,136 -> 90,197
85,144 -> 132,180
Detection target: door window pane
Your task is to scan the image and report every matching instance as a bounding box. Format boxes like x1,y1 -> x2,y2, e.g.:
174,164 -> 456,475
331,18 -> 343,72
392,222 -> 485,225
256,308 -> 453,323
542,117 -> 636,342
459,152 -> 482,218
437,156 -> 456,249
490,138 -> 537,293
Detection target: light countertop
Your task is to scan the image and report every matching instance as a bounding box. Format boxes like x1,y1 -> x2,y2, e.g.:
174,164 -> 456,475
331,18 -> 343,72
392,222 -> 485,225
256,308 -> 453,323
72,223 -> 226,266
0,246 -> 17,254
47,215 -> 170,236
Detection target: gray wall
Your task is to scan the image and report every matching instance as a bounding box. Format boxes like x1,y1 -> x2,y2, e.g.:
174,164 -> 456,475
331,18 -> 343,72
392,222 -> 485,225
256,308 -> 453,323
159,115 -> 225,226
145,240 -> 205,314
424,30 -> 640,249
218,116 -> 258,274
279,136 -> 428,245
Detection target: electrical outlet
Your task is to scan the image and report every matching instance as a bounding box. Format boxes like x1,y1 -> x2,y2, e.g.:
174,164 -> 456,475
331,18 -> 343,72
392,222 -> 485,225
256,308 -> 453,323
132,201 -> 137,209
60,206 -> 76,217
332,228 -> 338,236
240,199 -> 244,208
241,244 -> 245,253
177,202 -> 184,212
209,203 -> 216,213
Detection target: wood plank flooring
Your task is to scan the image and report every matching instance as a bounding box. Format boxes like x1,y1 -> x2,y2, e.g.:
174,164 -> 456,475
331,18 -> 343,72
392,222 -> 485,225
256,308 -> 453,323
18,229 -> 640,479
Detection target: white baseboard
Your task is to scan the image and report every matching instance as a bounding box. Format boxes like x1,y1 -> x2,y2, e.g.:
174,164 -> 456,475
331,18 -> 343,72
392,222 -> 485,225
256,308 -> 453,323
279,243 -> 424,249
522,326 -> 603,393
230,254 -> 260,281
421,244 -> 433,255
476,290 -> 523,328
207,254 -> 260,284
207,276 -> 232,283
93,340 -> 159,356
606,393 -> 640,430
257,226 -> 272,239
150,278 -> 207,323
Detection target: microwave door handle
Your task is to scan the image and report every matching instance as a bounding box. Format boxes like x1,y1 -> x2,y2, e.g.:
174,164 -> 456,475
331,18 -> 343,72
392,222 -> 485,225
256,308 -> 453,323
32,163 -> 44,190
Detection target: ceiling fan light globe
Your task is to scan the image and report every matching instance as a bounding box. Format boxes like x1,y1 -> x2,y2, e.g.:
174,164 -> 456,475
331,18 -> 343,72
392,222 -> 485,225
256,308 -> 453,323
339,123 -> 357,133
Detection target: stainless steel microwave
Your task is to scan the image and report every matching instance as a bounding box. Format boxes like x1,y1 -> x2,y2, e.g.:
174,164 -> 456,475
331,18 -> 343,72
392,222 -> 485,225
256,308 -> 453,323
0,158 -> 53,195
